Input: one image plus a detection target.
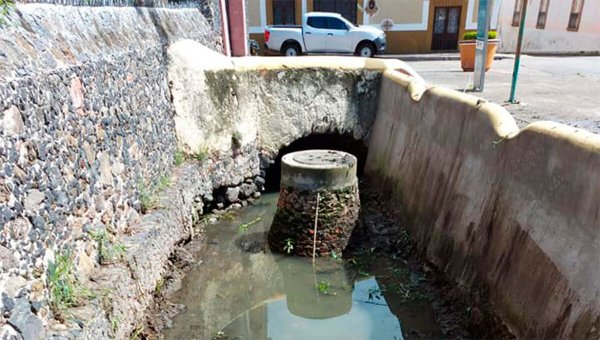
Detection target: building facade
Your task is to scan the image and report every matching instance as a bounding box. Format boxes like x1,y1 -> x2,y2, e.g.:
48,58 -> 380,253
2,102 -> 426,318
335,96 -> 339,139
247,0 -> 501,54
497,0 -> 600,54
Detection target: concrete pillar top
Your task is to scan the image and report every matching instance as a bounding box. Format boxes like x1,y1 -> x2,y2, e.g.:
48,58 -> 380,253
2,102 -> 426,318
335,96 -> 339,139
281,150 -> 358,191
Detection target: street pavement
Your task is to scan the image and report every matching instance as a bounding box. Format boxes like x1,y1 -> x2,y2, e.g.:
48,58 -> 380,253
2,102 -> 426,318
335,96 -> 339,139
400,55 -> 600,134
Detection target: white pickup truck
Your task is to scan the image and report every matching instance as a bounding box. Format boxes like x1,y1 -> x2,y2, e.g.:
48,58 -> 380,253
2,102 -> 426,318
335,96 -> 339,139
264,12 -> 386,57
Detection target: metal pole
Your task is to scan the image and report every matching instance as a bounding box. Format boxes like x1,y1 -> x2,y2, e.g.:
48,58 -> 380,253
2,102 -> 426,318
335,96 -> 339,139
509,0 -> 529,103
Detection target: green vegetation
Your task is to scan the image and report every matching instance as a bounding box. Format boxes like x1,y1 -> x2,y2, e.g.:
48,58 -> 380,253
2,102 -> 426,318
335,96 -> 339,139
48,249 -> 95,316
237,217 -> 261,233
316,280 -> 332,295
110,315 -> 121,335
138,174 -> 171,213
231,131 -> 242,149
89,230 -> 127,265
194,148 -> 208,162
283,238 -> 294,254
0,0 -> 14,25
462,30 -> 497,40
173,149 -> 185,166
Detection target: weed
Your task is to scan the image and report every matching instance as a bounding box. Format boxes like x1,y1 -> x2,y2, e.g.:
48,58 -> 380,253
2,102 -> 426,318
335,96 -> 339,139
48,249 -> 95,316
131,326 -> 144,339
173,149 -> 185,166
283,238 -> 294,254
194,148 -> 208,162
89,230 -> 127,265
368,286 -> 383,301
331,251 -> 339,260
237,217 -> 261,233
0,0 -> 14,25
154,278 -> 164,295
231,131 -> 242,149
316,280 -> 332,295
110,315 -> 121,335
138,175 -> 171,213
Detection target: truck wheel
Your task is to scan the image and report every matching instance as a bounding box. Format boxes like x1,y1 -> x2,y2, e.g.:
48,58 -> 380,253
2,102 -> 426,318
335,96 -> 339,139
356,42 -> 375,58
282,43 -> 301,57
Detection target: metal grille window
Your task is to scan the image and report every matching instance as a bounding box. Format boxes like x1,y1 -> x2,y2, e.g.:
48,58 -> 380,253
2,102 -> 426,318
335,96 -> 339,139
512,0 -> 524,27
568,0 -> 585,31
536,0 -> 550,29
273,0 -> 295,25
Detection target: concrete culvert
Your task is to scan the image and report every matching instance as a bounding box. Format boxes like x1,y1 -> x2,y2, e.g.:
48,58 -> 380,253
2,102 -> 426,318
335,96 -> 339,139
268,150 -> 360,258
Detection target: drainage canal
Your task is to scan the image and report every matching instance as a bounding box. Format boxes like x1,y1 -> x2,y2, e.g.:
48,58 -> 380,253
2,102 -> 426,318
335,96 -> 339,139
147,135 -> 509,339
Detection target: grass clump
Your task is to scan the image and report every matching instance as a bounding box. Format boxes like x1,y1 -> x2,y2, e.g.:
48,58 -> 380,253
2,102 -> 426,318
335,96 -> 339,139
138,175 -> 171,213
48,249 -> 95,317
173,149 -> 185,166
89,230 -> 127,265
0,0 -> 14,25
194,148 -> 209,162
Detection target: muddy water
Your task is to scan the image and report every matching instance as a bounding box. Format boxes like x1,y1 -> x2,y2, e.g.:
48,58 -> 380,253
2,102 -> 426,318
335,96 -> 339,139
164,193 -> 447,340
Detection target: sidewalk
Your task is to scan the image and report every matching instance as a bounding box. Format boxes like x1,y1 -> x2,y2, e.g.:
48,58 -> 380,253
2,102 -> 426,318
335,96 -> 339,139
403,55 -> 600,134
377,53 -> 514,62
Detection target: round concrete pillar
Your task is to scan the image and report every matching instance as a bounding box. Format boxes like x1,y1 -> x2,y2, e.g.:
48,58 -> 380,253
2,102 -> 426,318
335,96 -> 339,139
268,150 -> 360,257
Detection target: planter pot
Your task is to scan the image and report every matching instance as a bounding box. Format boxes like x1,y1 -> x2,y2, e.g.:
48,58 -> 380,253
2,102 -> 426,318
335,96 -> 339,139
458,39 -> 499,72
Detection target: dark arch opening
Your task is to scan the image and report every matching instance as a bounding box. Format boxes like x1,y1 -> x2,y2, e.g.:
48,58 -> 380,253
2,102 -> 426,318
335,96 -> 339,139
263,133 -> 368,192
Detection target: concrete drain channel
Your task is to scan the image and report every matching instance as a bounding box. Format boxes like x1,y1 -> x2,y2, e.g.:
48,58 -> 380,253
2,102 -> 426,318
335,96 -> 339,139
143,149 -> 512,339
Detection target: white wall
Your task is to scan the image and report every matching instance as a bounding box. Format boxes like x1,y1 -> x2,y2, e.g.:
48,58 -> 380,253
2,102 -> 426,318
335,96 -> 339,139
498,0 -> 600,54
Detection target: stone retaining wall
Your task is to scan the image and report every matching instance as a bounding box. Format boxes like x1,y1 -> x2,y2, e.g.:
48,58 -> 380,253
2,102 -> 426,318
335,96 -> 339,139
0,4 -> 222,338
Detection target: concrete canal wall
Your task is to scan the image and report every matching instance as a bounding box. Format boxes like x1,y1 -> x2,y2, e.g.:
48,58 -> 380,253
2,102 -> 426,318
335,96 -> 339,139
366,72 -> 600,338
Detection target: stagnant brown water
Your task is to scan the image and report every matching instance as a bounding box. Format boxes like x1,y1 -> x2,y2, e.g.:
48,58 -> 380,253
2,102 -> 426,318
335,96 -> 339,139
162,193 -> 466,339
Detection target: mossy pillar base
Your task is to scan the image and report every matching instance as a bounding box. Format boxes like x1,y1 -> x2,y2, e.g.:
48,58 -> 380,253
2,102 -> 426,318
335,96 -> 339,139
268,150 -> 360,257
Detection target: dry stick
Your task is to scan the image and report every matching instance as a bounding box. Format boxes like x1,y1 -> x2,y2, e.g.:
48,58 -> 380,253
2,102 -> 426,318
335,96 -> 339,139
312,192 -> 320,263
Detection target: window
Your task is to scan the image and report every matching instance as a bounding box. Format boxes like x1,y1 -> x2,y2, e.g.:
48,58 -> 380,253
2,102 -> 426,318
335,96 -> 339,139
537,0 -> 550,29
273,0 -> 295,25
512,0 -> 524,27
307,17 -> 327,29
568,0 -> 585,31
326,18 -> 348,30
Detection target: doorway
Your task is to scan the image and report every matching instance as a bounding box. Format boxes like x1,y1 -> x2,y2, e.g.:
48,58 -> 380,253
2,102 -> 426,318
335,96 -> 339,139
431,6 -> 461,50
313,0 -> 357,24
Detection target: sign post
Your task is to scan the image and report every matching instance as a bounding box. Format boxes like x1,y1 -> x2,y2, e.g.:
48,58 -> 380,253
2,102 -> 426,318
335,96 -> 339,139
473,0 -> 493,92
509,0 -> 529,103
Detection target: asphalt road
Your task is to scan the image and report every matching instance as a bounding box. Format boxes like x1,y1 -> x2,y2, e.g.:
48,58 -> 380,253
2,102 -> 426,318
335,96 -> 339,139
404,55 -> 600,134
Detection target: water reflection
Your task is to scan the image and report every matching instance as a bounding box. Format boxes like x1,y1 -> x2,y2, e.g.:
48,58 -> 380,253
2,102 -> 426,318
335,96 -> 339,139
222,276 -> 403,340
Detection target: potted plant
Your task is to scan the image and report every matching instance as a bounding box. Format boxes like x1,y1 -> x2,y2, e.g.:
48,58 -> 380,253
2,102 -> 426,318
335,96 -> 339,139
458,31 -> 499,72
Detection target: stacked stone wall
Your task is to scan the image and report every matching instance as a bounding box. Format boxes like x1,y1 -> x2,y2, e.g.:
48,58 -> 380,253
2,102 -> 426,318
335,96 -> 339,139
0,4 -> 222,338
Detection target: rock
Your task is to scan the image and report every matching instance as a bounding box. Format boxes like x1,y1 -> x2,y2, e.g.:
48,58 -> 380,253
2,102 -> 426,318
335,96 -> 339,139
225,187 -> 240,203
70,76 -> 85,116
0,324 -> 21,340
81,141 -> 95,164
2,276 -> 28,298
76,251 -> 95,281
1,292 -> 15,315
2,106 -> 25,137
254,176 -> 266,189
252,191 -> 261,199
0,245 -> 17,271
239,183 -> 257,199
23,190 -> 45,211
4,218 -> 31,240
98,152 -> 113,187
8,298 -> 44,340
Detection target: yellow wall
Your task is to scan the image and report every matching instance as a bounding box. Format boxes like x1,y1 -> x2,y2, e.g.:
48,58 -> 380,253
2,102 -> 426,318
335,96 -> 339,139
369,0 -> 424,24
247,0 -> 261,27
251,0 -> 472,54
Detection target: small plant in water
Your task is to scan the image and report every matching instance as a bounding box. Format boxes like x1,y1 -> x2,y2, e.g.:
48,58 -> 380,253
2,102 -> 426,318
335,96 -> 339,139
237,217 -> 261,233
316,280 -> 332,295
283,238 -> 294,254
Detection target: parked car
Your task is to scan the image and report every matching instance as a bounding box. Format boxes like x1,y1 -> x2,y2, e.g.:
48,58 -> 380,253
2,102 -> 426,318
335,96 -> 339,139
264,12 -> 386,57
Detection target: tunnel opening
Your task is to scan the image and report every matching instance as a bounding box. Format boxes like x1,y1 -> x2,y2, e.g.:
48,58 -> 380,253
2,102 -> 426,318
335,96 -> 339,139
263,133 -> 369,192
